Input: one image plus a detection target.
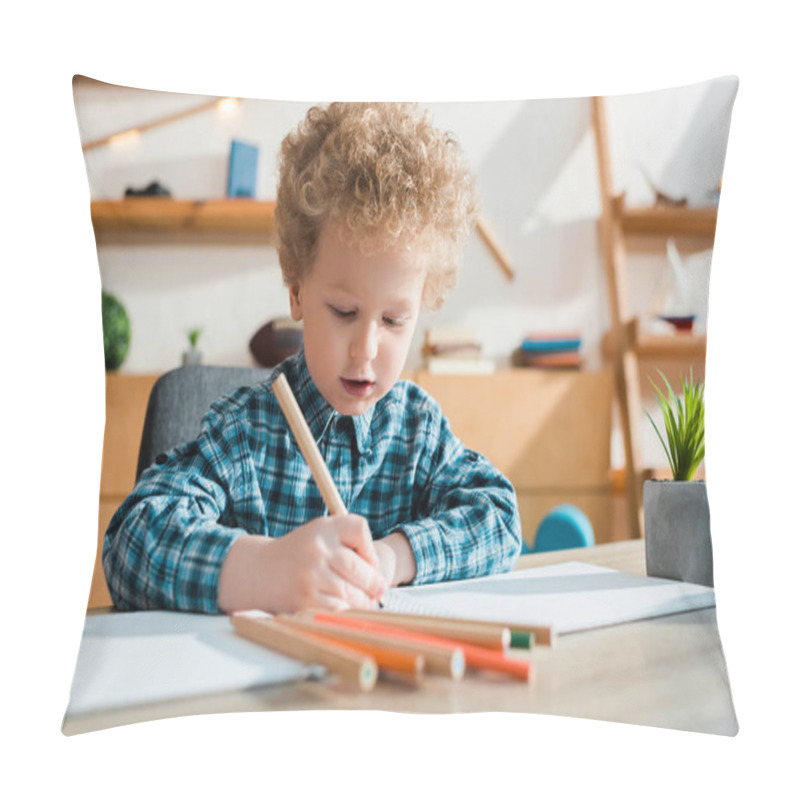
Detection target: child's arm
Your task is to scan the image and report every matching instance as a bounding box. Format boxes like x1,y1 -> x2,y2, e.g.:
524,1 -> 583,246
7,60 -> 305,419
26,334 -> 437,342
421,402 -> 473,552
103,401 -> 385,613
373,532 -> 417,587
393,394 -> 523,585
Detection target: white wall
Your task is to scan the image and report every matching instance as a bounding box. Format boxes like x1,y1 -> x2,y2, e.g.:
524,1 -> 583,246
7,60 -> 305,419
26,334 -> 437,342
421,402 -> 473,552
73,76 -> 737,467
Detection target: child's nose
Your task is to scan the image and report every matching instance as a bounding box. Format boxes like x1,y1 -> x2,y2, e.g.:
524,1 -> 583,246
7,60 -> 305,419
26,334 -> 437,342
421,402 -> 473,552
350,321 -> 379,362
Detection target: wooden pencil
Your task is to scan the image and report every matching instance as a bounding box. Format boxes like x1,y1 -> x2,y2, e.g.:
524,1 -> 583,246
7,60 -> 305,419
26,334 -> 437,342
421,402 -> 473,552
294,611 -> 465,679
272,372 -> 347,516
370,609 -> 554,648
488,620 -> 555,648
231,611 -> 377,691
277,615 -> 426,682
311,610 -> 533,682
345,609 -> 510,651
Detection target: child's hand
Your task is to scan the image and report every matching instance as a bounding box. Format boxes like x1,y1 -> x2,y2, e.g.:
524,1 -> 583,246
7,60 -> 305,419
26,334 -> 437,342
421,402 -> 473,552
271,515 -> 387,611
218,515 -> 387,614
374,532 -> 417,588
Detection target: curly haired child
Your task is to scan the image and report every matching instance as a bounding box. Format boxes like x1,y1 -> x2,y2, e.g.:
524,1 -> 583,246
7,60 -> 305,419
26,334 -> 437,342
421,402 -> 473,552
103,102 -> 522,614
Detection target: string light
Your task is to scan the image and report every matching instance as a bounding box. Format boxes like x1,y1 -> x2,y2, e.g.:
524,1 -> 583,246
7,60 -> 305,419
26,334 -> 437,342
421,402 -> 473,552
216,97 -> 240,116
83,98 -> 237,152
108,129 -> 142,148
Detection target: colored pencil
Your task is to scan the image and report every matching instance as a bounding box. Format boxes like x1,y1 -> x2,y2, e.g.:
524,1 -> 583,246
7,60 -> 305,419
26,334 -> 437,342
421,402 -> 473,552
309,610 -> 533,682
272,372 -> 347,516
496,620 -> 555,648
231,611 -> 377,691
276,616 -> 426,682
357,607 -> 550,648
295,611 -> 465,679
378,609 -> 553,648
509,631 -> 534,649
345,609 -> 510,651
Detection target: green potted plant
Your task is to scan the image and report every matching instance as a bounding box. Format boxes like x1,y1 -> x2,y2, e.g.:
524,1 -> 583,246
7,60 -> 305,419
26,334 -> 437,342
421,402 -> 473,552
182,327 -> 203,366
643,370 -> 713,586
102,291 -> 131,371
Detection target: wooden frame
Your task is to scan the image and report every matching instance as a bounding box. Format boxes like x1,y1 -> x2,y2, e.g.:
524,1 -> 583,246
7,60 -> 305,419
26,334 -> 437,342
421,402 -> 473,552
591,96 -> 718,539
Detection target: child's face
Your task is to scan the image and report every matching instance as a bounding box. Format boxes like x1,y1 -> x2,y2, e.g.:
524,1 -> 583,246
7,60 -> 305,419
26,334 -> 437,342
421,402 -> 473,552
289,222 -> 427,416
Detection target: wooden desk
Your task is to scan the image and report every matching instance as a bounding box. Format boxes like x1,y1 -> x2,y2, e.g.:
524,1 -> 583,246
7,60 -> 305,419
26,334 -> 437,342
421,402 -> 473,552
62,541 -> 737,736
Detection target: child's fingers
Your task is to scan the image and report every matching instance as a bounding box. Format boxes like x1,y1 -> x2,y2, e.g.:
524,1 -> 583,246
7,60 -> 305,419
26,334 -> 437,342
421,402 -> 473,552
314,593 -> 350,613
318,573 -> 379,611
329,547 -> 387,600
337,515 -> 380,567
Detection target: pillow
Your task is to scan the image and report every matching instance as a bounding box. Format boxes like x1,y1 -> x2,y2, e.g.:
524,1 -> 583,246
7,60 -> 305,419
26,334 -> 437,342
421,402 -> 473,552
65,76 -> 738,738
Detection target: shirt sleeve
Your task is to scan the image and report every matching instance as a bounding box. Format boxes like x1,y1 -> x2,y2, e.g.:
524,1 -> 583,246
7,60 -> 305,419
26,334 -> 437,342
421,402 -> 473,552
102,406 -> 251,613
398,400 -> 522,584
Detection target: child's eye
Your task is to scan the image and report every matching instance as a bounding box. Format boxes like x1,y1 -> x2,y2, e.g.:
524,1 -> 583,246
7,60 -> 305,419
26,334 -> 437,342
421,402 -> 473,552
329,305 -> 355,319
383,316 -> 406,329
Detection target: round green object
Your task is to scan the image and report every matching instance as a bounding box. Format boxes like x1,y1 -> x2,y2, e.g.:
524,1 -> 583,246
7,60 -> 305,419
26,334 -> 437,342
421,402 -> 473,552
102,291 -> 131,371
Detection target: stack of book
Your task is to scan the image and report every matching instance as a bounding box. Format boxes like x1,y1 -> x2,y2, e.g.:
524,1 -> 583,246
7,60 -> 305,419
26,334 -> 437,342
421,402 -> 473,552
511,331 -> 583,369
423,326 -> 495,374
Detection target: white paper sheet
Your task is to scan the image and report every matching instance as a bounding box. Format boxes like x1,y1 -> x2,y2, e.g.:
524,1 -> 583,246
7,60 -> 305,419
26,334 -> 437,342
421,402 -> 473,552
65,611 -> 315,717
383,561 -> 716,633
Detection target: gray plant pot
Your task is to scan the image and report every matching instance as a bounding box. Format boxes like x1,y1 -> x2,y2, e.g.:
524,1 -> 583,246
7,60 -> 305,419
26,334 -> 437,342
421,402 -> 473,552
182,349 -> 202,366
643,480 -> 714,587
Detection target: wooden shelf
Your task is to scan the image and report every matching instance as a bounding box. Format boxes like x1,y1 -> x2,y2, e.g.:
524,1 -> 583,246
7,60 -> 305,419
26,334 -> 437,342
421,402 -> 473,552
616,201 -> 718,238
635,331 -> 706,360
601,319 -> 707,361
90,198 -> 275,234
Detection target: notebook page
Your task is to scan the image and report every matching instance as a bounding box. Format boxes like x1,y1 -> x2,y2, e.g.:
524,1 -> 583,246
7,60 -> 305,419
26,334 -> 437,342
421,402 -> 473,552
65,611 -> 316,716
382,561 -> 716,634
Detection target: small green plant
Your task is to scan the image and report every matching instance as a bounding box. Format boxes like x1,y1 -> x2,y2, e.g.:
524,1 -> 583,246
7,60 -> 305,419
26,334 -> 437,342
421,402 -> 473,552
645,370 -> 705,481
101,291 -> 131,371
187,328 -> 202,349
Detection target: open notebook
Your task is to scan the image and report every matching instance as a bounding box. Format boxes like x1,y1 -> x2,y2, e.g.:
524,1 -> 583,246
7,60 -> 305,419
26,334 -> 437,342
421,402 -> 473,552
64,611 -> 317,717
382,561 -> 716,634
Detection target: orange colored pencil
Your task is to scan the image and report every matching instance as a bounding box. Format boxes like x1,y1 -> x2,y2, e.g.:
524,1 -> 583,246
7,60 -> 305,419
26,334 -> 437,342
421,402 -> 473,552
310,611 -> 533,682
294,611 -> 464,678
231,612 -> 377,691
456,643 -> 532,682
277,616 -> 425,680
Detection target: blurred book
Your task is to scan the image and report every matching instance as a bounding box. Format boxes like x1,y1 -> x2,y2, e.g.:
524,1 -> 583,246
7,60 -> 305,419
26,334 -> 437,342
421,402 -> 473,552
519,331 -> 582,354
424,325 -> 494,374
424,325 -> 478,348
426,356 -> 496,375
227,140 -> 259,198
513,330 -> 583,370
512,349 -> 583,369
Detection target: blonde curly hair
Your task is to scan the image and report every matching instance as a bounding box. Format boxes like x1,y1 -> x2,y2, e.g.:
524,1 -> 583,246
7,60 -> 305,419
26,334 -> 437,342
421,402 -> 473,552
275,102 -> 478,310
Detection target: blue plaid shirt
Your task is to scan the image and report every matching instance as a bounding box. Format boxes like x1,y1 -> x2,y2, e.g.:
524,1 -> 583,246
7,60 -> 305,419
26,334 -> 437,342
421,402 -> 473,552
103,349 -> 522,612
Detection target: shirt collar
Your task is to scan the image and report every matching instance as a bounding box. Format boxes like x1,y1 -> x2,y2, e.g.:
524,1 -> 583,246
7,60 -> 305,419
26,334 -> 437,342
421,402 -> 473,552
275,347 -> 374,454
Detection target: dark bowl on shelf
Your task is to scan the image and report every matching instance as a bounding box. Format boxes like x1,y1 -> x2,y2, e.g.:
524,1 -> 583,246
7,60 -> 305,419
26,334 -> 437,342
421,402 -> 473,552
659,314 -> 696,333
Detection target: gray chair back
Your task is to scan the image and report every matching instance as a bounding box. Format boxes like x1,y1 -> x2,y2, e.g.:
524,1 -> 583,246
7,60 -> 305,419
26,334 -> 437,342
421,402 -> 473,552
136,365 -> 272,480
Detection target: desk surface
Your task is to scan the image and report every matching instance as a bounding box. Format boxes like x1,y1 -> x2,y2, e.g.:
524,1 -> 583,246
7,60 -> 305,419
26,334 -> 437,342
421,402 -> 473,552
62,540 -> 738,736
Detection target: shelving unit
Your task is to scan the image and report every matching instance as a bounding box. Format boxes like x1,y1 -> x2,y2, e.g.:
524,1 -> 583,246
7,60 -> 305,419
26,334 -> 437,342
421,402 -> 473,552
618,201 -> 717,237
90,198 -> 275,235
591,96 -> 718,540
600,318 -> 707,362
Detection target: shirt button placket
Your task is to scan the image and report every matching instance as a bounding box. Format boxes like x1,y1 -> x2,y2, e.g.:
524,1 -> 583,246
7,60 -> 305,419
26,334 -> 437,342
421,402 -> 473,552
331,417 -> 351,509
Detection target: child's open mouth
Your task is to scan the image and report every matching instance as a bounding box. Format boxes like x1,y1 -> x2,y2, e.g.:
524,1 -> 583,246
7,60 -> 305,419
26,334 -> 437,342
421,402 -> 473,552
341,378 -> 376,397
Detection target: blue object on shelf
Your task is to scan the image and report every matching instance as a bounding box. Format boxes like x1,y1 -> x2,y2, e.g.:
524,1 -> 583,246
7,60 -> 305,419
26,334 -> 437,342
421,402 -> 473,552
520,338 -> 581,353
227,140 -> 259,198
530,504 -> 595,553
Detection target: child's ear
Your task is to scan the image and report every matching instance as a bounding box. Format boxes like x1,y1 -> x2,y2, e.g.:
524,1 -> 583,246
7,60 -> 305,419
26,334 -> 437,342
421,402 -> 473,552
288,281 -> 303,321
